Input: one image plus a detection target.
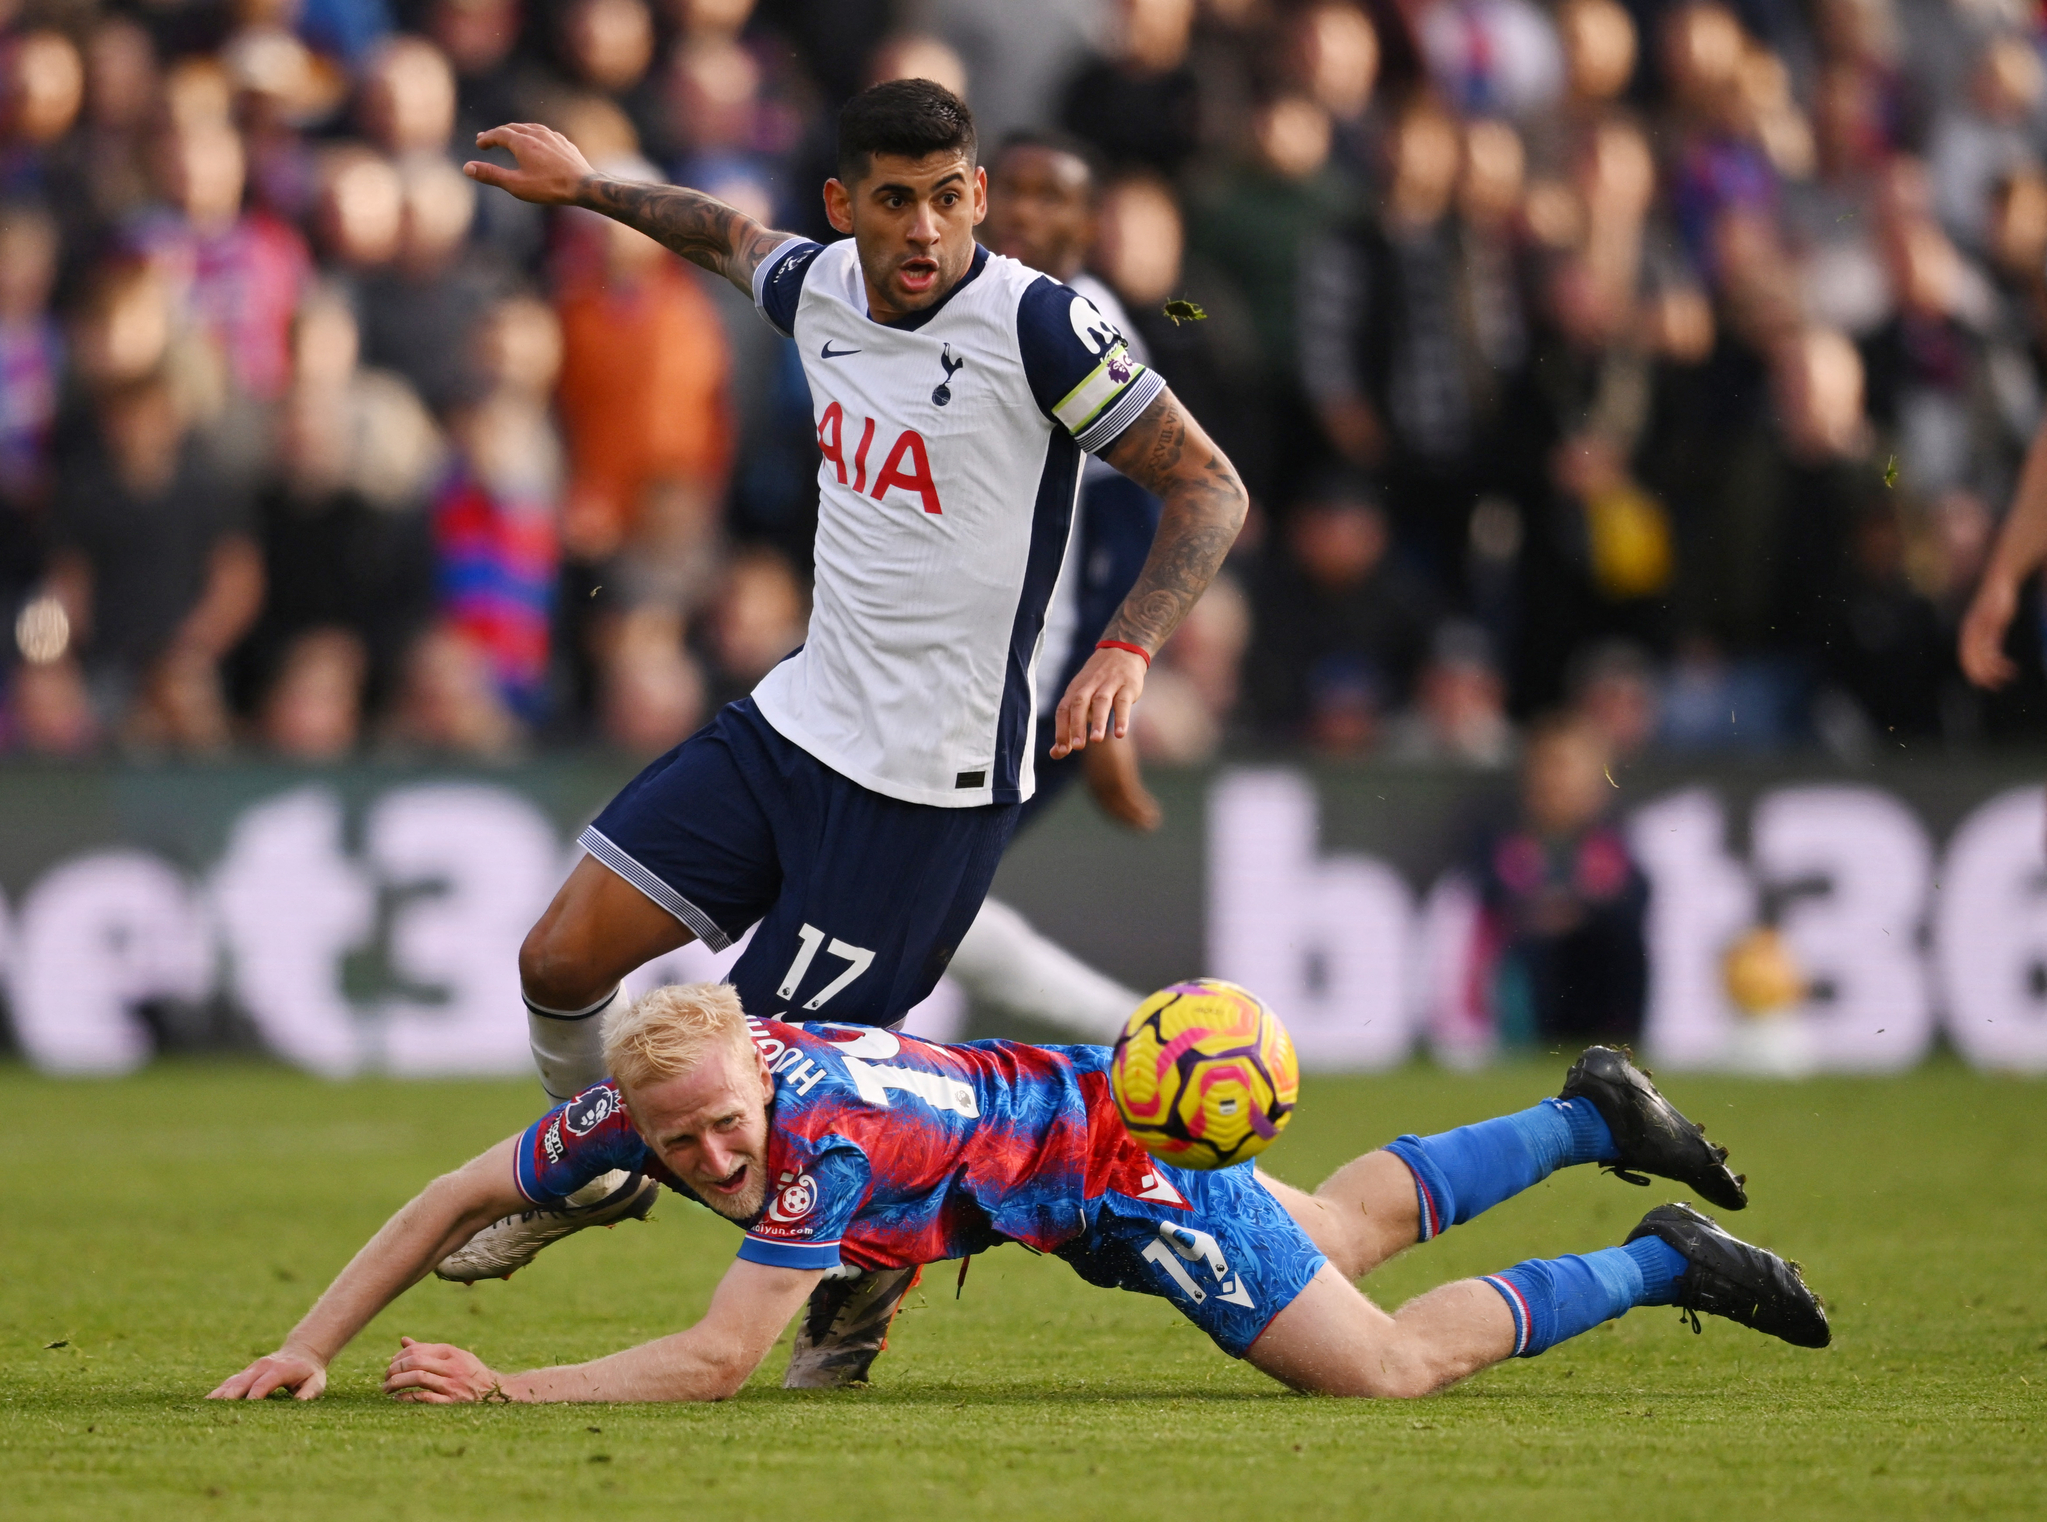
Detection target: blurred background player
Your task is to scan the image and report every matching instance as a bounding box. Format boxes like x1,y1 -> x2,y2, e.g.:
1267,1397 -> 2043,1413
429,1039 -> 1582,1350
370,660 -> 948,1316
1468,711 -> 1649,1049
1959,410 -> 2047,849
1961,415 -> 2047,698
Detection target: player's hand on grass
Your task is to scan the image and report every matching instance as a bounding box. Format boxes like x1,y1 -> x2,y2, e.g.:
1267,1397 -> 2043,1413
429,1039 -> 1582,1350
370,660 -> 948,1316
208,1348 -> 327,1401
383,1335 -> 513,1404
1051,645 -> 1147,759
465,123 -> 598,207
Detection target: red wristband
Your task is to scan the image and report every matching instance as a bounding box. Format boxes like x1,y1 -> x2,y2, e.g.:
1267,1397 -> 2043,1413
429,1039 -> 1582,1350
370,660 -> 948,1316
1096,640 -> 1152,667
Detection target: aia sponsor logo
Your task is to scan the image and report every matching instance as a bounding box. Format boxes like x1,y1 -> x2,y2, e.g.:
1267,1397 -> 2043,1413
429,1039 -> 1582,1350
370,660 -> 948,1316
815,402 -> 943,514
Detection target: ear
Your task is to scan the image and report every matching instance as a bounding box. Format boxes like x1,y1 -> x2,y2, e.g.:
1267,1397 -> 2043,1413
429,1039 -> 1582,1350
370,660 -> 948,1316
971,164 -> 988,226
824,177 -> 854,235
756,1044 -> 775,1096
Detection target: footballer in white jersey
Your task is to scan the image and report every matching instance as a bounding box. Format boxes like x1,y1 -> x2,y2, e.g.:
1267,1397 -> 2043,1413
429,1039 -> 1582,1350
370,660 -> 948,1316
451,81 -> 1245,1370
466,78 -> 1242,1047
744,234 -> 1161,807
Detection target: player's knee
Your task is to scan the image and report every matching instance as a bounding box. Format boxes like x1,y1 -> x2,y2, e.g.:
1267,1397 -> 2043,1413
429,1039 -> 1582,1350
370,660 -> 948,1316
518,919 -> 597,1009
1283,1357 -> 1436,1400
1384,1331 -> 1458,1399
1320,1363 -> 1431,1400
1334,1341 -> 1440,1400
1364,1363 -> 1439,1400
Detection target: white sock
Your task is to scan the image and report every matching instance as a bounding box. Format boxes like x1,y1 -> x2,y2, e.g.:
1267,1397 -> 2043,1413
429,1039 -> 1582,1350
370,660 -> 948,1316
948,899 -> 1143,1041
526,986 -> 624,1103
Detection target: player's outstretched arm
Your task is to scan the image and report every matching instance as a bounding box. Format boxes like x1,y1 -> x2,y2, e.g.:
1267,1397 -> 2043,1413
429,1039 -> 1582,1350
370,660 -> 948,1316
1962,413 -> 2047,687
1051,388 -> 1247,758
382,1258 -> 822,1404
207,1137 -> 529,1401
463,123 -> 794,295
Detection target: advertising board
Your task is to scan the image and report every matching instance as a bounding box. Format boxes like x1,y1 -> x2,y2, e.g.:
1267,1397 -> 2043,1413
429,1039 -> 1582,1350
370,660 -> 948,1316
2,757 -> 2041,1074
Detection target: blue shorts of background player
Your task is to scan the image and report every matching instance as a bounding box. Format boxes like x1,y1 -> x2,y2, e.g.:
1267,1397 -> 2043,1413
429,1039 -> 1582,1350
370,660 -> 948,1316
1062,1161 -> 1329,1357
581,698 -> 1018,1028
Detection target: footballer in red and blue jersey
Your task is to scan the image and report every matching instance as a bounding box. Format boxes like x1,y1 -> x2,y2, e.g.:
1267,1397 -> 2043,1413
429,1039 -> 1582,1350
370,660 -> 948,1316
220,1017 -> 1825,1407
515,1018 -> 1328,1357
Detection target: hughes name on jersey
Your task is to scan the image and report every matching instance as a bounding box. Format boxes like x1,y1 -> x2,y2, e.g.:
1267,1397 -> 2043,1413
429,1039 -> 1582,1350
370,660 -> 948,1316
516,1019 -> 1188,1275
749,237 -> 1165,809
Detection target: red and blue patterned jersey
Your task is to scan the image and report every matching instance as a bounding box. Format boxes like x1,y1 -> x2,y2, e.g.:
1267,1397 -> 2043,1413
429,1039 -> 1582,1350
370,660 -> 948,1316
514,1017 -> 1190,1273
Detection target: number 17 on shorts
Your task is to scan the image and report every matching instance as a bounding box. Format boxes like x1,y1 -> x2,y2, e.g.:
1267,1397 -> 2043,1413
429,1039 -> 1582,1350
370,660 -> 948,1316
776,923 -> 877,1011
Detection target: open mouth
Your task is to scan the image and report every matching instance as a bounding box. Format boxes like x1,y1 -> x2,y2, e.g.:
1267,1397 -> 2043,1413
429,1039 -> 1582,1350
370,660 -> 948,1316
897,257 -> 939,295
707,1163 -> 749,1195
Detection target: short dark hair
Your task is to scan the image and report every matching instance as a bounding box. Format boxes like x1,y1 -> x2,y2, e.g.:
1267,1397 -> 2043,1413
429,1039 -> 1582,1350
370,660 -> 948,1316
994,128 -> 1106,195
837,78 -> 977,186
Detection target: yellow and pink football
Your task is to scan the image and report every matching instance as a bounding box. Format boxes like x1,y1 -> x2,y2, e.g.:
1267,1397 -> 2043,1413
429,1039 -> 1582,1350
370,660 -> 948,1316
1108,978 -> 1299,1170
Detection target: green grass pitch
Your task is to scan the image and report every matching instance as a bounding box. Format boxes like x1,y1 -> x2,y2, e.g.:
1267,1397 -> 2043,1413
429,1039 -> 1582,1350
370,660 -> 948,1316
2,1059 -> 2042,1520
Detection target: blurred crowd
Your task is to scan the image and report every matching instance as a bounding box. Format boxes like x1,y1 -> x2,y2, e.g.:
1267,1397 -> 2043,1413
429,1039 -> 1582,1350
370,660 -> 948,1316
3,0 -> 2047,765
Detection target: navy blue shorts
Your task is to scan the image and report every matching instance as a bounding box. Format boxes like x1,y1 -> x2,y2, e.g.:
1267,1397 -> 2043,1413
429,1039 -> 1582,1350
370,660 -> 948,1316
1057,1161 -> 1328,1358
581,698 -> 1019,1026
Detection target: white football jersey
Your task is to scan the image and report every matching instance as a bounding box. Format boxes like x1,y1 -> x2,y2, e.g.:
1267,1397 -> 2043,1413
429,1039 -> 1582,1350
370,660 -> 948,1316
749,236 -> 1164,808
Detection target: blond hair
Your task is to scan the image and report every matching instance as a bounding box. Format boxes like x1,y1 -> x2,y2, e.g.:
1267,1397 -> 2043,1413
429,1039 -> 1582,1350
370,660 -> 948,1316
602,982 -> 749,1092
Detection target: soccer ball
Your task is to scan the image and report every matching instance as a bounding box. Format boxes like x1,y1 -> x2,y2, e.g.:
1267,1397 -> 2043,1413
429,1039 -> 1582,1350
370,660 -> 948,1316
1108,979 -> 1299,1170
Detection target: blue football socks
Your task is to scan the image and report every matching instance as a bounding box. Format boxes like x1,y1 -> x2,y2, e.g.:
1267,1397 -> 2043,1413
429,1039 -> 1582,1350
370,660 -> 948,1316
1483,1236 -> 1690,1356
1376,1095 -> 1689,1359
1623,1235 -> 1689,1306
1383,1097 -> 1618,1240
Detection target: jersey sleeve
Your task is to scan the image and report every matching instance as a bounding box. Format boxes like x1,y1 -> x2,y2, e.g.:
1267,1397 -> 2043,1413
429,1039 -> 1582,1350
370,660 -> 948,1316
514,1081 -> 651,1204
735,1141 -> 871,1272
752,237 -> 826,337
1016,275 -> 1168,456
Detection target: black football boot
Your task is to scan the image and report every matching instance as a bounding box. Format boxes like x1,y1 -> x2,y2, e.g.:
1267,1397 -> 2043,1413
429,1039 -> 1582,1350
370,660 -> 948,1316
1626,1202 -> 1831,1348
1560,1045 -> 1748,1210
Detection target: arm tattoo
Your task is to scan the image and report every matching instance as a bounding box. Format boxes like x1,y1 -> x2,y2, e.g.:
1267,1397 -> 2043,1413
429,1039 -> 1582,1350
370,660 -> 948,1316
579,177 -> 792,292
1097,390 -> 1249,655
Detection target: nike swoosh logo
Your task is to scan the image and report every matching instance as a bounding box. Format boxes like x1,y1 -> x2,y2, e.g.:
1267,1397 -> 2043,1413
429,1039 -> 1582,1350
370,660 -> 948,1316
820,342 -> 861,359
